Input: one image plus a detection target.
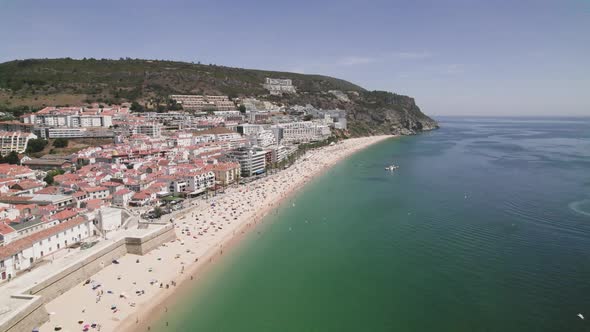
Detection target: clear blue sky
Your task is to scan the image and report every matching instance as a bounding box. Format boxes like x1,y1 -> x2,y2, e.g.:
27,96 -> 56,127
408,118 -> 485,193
1,0 -> 589,116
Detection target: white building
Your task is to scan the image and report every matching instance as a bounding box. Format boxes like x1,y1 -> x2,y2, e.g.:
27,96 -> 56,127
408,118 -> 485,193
263,78 -> 297,95
112,188 -> 134,208
0,216 -> 91,282
22,107 -> 112,128
96,207 -> 123,233
228,147 -> 267,177
169,95 -> 236,112
132,123 -> 162,137
250,129 -> 276,148
272,121 -> 331,143
0,131 -> 37,155
237,124 -> 264,136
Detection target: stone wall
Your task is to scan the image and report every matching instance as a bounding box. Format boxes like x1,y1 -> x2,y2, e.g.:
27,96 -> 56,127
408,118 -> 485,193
0,223 -> 176,332
1,296 -> 46,332
126,223 -> 176,255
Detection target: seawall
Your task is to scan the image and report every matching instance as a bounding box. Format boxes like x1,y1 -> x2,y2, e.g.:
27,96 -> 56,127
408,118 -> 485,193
0,223 -> 176,332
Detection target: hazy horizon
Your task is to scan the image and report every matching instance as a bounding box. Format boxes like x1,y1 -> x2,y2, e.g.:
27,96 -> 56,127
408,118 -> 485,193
1,0 -> 589,117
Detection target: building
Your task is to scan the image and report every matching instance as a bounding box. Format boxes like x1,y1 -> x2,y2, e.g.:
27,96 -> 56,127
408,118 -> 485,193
0,194 -> 75,210
0,165 -> 36,179
20,155 -> 73,171
237,124 -> 264,136
169,95 -> 236,112
182,171 -> 215,195
112,188 -> 134,207
0,216 -> 91,282
0,121 -> 34,133
132,123 -> 162,138
263,78 -> 297,95
247,111 -> 271,124
272,121 -> 331,143
22,107 -> 113,128
0,131 -> 37,155
96,207 -> 122,233
211,162 -> 241,186
227,147 -> 267,177
84,187 -> 109,200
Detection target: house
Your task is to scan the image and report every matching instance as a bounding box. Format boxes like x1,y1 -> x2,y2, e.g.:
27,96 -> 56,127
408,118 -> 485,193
102,181 -> 125,195
11,180 -> 45,195
0,165 -> 36,180
83,186 -> 109,200
112,188 -> 134,208
130,191 -> 155,206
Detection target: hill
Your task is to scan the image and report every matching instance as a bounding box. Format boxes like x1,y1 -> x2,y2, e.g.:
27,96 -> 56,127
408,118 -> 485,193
0,58 -> 438,136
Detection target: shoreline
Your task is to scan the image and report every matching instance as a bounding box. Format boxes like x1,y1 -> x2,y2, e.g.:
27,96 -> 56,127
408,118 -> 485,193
39,135 -> 393,332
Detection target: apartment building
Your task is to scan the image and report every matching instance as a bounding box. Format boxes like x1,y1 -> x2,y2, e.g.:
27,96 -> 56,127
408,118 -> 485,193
272,121 -> 331,143
132,123 -> 162,137
211,162 -> 241,186
0,131 -> 37,155
22,107 -> 112,128
263,78 -> 297,95
169,95 -> 236,112
227,147 -> 267,177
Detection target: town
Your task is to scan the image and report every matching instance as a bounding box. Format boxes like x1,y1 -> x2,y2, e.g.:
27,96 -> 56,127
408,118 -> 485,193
0,78 -> 348,284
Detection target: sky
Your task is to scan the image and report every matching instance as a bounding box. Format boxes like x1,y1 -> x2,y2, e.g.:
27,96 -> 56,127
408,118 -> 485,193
1,0 -> 589,116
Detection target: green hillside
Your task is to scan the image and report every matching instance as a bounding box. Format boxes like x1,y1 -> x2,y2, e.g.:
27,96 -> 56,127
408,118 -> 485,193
0,58 -> 437,136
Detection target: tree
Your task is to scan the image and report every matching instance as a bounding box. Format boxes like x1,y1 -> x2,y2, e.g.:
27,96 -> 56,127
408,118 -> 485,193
43,169 -> 65,185
4,151 -> 19,164
130,101 -> 144,112
53,138 -> 68,148
44,173 -> 55,185
153,206 -> 163,218
238,104 -> 246,113
303,114 -> 313,121
26,138 -> 48,153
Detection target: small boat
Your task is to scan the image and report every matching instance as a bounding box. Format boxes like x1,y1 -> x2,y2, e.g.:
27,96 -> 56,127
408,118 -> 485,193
385,165 -> 399,171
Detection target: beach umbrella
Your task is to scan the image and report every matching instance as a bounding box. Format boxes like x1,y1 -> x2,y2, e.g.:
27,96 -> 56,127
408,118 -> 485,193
32,328 -> 39,332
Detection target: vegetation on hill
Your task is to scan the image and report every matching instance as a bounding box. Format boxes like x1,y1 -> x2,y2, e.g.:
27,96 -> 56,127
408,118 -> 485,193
0,58 -> 438,136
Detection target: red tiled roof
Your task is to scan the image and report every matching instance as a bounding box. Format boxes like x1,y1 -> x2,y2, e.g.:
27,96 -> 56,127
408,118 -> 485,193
84,186 -> 108,193
0,216 -> 87,259
51,209 -> 78,221
114,188 -> 133,196
0,221 -> 15,235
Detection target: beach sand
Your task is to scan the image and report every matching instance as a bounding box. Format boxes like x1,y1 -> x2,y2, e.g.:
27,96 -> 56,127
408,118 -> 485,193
39,135 -> 392,332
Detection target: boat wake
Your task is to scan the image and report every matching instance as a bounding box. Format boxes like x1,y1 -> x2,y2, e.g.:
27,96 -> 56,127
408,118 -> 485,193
569,199 -> 590,217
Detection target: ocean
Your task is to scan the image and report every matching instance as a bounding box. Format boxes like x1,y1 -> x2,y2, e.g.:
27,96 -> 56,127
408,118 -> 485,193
154,117 -> 590,332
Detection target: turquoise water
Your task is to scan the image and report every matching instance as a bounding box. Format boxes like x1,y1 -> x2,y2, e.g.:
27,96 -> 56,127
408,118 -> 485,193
155,117 -> 590,332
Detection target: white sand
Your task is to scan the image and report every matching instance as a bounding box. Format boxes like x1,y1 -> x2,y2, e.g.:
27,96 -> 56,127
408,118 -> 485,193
39,135 -> 392,332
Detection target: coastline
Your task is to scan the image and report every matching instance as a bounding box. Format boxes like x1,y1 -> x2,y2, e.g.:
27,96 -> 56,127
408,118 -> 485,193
39,135 -> 393,332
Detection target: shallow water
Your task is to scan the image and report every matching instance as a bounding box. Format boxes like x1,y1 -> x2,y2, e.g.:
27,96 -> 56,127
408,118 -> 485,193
155,117 -> 590,332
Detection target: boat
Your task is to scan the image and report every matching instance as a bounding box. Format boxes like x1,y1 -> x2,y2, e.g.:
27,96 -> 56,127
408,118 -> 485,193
385,165 -> 399,171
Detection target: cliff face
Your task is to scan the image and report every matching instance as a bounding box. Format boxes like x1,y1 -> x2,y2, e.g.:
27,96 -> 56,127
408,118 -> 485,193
270,90 -> 438,137
0,58 -> 438,136
347,91 -> 438,136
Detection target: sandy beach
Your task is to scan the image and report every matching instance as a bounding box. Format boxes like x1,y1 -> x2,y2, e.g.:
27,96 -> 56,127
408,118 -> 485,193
38,135 -> 392,332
